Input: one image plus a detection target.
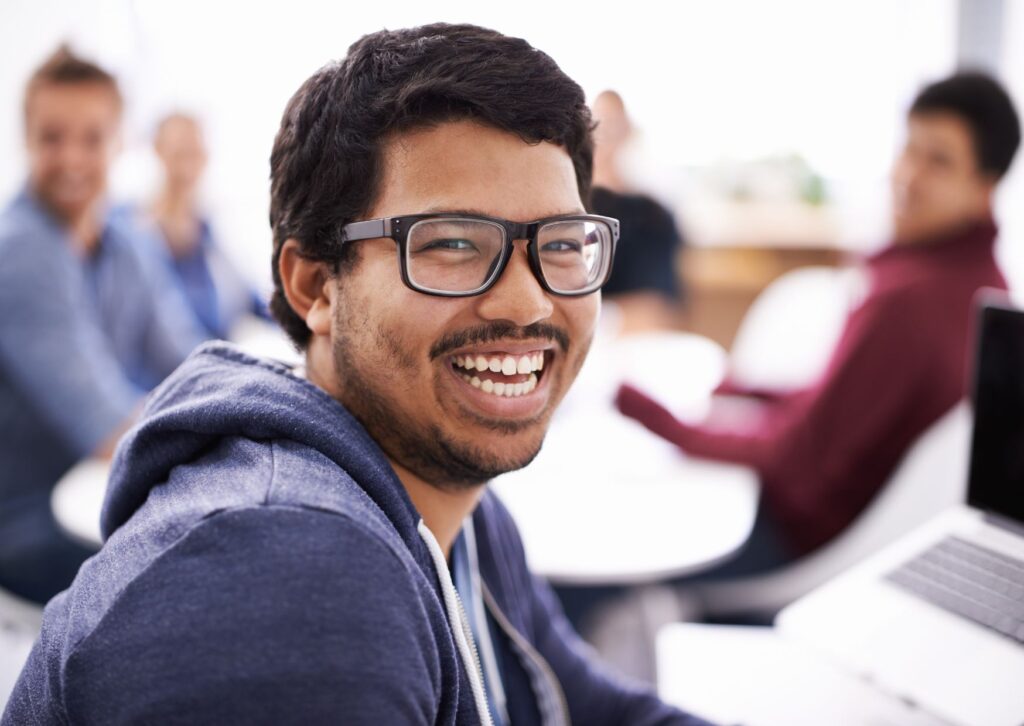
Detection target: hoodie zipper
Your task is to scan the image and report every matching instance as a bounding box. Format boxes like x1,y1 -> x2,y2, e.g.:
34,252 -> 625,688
417,520 -> 495,726
454,591 -> 493,721
481,583 -> 571,726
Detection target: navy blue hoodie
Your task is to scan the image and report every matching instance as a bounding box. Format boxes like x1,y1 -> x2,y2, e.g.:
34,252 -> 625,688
3,343 -> 710,725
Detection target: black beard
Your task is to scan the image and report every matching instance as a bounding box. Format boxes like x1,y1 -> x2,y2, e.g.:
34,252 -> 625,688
331,324 -> 548,491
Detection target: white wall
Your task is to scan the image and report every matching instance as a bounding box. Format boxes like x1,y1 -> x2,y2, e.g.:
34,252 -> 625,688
995,0 -> 1024,293
0,0 -> 967,288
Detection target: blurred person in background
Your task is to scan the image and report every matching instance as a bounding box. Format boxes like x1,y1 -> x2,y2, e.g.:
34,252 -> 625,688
0,46 -> 206,604
590,90 -> 686,334
120,112 -> 269,339
618,71 -> 1020,575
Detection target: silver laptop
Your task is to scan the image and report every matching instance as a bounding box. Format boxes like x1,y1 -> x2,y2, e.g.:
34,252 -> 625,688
778,299 -> 1024,726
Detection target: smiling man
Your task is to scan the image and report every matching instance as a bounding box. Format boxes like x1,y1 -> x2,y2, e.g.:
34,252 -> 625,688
4,25 -> 709,726
0,47 -> 205,605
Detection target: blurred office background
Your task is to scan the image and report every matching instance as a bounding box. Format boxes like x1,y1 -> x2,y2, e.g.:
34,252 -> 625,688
3,1 -> 1024,718
2,0 -> 1021,344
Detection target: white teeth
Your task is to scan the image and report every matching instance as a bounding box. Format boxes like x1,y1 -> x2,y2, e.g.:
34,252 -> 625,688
455,351 -> 546,374
460,371 -> 540,398
455,351 -> 544,398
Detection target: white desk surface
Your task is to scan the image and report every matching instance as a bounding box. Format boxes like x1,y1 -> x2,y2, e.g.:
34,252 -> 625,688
53,327 -> 759,586
50,458 -> 107,547
657,623 -> 947,726
491,413 -> 758,585
493,328 -> 759,585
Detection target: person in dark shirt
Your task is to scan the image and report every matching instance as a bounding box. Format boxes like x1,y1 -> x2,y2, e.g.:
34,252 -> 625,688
591,90 -> 685,334
618,71 -> 1020,565
592,187 -> 682,301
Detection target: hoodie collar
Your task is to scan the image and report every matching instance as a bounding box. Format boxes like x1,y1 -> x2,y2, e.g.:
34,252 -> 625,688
102,342 -> 426,561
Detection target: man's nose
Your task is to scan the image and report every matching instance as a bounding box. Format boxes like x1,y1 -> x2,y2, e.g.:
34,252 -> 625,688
892,155 -> 920,187
56,140 -> 90,171
474,241 -> 554,327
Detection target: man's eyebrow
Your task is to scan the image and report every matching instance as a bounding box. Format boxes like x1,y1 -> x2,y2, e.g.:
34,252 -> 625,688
419,206 -> 588,217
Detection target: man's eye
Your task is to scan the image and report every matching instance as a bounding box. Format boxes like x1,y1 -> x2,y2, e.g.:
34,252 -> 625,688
39,129 -> 62,146
541,239 -> 583,254
421,238 -> 477,252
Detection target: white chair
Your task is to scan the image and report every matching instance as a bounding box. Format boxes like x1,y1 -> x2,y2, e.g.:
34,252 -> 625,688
0,587 -> 42,711
691,401 -> 973,618
728,265 -> 862,392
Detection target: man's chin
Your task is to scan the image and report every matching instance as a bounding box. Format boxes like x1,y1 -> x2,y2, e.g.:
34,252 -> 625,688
424,429 -> 546,491
39,192 -> 94,223
490,439 -> 545,477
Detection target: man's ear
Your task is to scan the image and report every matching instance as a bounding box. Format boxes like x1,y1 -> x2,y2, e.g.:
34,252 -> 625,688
279,239 -> 332,336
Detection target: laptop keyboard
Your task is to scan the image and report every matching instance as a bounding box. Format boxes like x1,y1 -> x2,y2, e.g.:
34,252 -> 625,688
885,535 -> 1024,644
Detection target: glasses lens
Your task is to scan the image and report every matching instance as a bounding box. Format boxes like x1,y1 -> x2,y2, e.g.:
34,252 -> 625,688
405,218 -> 506,293
536,219 -> 612,293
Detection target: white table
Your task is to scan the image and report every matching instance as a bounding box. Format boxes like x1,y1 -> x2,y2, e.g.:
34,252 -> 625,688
228,315 -> 302,365
491,410 -> 758,585
50,458 -> 107,547
657,623 -> 946,726
492,329 -> 759,585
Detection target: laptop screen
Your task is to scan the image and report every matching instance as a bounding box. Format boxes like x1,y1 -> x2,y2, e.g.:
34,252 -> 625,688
967,300 -> 1024,525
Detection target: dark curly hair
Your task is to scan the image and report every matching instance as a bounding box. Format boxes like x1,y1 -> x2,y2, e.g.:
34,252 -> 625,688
269,23 -> 595,348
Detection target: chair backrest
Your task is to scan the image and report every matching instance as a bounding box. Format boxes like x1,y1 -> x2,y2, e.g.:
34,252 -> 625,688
695,401 -> 972,616
729,265 -> 861,392
814,400 -> 971,562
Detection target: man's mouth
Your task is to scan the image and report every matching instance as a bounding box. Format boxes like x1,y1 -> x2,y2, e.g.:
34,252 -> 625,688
449,350 -> 548,399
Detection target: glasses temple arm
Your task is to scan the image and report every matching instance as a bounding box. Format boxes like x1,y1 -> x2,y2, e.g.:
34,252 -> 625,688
342,218 -> 392,242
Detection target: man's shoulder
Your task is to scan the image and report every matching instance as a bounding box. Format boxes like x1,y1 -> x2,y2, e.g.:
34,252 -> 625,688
122,504 -> 427,605
103,436 -> 417,602
15,505 -> 445,725
0,196 -> 65,263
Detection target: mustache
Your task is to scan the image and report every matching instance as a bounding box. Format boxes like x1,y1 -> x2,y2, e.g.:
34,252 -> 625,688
430,321 -> 570,360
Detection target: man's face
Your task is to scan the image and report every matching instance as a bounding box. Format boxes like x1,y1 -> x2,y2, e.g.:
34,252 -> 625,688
25,82 -> 120,222
318,120 -> 599,488
890,112 -> 994,244
155,116 -> 207,191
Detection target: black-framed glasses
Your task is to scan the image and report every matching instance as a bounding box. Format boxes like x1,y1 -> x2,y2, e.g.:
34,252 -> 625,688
340,212 -> 620,297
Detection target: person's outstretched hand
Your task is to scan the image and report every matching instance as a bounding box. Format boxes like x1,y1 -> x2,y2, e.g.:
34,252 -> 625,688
615,382 -> 686,445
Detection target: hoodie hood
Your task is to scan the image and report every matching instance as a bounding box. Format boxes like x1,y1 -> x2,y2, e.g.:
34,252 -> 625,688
101,341 -> 425,557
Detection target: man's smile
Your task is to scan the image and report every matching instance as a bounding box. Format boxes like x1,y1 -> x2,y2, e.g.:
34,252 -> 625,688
442,343 -> 555,417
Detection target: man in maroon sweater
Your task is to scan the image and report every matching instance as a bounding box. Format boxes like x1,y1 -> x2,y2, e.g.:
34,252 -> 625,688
618,72 -> 1020,566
